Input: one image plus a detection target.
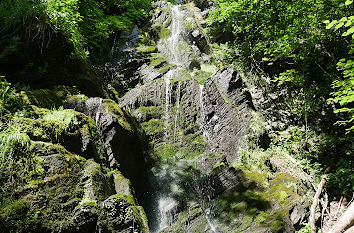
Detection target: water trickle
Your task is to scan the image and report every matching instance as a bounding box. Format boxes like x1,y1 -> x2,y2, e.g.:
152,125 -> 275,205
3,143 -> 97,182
199,84 -> 211,141
164,71 -> 172,144
167,5 -> 184,65
205,208 -> 218,233
157,197 -> 178,231
173,81 -> 181,143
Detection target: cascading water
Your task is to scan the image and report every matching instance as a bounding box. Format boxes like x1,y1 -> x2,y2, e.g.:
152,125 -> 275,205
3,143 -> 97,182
150,3 -> 222,233
167,5 -> 184,65
154,4 -> 186,233
205,208 -> 218,233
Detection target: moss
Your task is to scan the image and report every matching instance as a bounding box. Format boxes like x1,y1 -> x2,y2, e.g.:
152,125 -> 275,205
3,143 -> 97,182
103,99 -> 134,132
110,193 -> 136,206
107,83 -> 121,101
133,106 -> 163,122
0,145 -> 86,232
80,159 -> 101,205
160,28 -> 171,40
141,118 -> 165,136
112,170 -> 134,196
0,199 -> 41,233
213,161 -> 226,172
129,206 -> 149,232
192,69 -> 213,85
136,45 -> 157,53
207,163 -> 302,232
65,94 -> 88,104
160,205 -> 206,233
20,85 -> 78,109
28,105 -> 50,117
150,56 -> 167,67
185,20 -> 196,31
158,64 -> 175,74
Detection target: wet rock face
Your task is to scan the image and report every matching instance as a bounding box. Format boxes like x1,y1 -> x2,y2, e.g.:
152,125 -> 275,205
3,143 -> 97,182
120,67 -> 253,163
202,68 -> 253,161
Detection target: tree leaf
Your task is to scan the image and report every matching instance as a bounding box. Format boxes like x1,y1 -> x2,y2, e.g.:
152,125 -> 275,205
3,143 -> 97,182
336,22 -> 345,29
326,20 -> 337,29
340,17 -> 348,22
345,0 -> 353,6
345,20 -> 352,27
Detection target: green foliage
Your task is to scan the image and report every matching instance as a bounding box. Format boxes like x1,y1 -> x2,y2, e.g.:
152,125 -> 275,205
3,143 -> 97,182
0,0 -> 152,60
329,58 -> 354,131
208,0 -> 350,66
271,126 -> 323,160
0,127 -> 31,171
295,223 -> 311,233
326,1 -> 354,132
42,107 -> 79,131
0,79 -> 14,106
208,0 -> 353,129
328,158 -> 354,194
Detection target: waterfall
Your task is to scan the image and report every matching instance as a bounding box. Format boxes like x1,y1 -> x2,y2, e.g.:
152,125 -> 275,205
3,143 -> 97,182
199,84 -> 204,125
157,197 -> 178,231
168,5 -> 184,65
153,4 -> 193,233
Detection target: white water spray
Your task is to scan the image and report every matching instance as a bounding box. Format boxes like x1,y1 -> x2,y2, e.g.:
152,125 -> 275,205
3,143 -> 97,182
157,197 -> 178,231
167,5 -> 184,65
205,208 -> 218,233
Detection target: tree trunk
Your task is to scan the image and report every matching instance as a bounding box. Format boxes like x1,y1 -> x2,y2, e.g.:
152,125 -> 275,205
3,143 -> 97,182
310,175 -> 327,233
329,201 -> 354,233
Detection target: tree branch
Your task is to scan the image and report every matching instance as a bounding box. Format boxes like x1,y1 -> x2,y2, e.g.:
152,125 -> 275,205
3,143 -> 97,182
329,201 -> 354,233
310,174 -> 327,233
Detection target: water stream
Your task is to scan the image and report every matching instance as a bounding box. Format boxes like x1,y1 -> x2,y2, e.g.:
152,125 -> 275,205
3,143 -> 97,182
167,5 -> 184,65
151,4 -> 219,232
155,4 -> 185,232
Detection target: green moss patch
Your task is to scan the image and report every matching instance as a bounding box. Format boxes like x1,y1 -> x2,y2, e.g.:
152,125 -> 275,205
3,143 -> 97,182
21,85 -> 78,109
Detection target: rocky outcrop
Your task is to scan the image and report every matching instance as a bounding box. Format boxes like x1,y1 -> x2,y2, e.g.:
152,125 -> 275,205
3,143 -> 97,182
64,97 -> 152,205
202,68 -> 253,161
0,91 -> 149,233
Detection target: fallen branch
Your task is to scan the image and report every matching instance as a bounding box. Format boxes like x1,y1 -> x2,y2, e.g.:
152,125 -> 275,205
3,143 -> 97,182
329,201 -> 354,233
310,174 -> 327,233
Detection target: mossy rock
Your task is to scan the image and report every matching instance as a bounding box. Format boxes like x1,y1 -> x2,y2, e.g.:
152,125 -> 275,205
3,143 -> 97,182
0,198 -> 43,233
20,85 -> 78,109
103,99 -> 136,132
208,169 -> 301,232
133,106 -> 163,122
9,108 -> 103,161
98,194 -> 149,233
0,146 -> 86,232
137,45 -> 158,53
0,137 -> 145,233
